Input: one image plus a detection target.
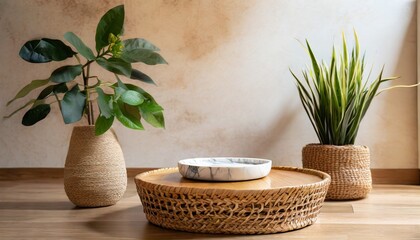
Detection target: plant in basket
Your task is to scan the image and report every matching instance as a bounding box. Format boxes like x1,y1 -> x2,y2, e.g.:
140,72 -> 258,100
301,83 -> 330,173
4,5 -> 167,207
290,32 -> 417,200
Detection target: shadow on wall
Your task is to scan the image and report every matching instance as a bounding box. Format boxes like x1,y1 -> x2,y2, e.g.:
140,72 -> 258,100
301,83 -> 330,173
365,2 -> 417,167
247,102 -> 301,158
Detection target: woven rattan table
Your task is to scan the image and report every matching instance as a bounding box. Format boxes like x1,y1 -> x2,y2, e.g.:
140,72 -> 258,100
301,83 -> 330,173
135,166 -> 330,234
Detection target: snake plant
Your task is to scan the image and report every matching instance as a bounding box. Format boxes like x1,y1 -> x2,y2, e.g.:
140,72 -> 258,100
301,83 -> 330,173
290,32 -> 415,145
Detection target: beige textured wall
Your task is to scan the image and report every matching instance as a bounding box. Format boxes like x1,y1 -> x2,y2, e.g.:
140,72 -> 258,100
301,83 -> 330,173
0,0 -> 417,168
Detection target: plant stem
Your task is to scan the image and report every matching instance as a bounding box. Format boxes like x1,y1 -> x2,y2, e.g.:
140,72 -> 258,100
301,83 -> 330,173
82,63 -> 91,125
81,51 -> 109,126
86,64 -> 94,125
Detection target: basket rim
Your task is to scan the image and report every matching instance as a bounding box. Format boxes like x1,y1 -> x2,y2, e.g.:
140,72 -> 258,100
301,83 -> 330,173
135,166 -> 331,194
304,143 -> 369,149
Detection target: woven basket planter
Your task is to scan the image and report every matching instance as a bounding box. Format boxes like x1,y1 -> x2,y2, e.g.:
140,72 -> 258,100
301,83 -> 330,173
135,167 -> 330,234
302,144 -> 372,200
64,126 -> 127,207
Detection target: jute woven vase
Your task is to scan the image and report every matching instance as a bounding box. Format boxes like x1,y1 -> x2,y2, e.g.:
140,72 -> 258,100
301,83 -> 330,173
302,144 -> 372,200
64,126 -> 127,207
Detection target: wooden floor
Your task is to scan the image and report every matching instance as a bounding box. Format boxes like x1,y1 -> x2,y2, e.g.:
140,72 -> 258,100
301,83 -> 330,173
1,179 -> 420,240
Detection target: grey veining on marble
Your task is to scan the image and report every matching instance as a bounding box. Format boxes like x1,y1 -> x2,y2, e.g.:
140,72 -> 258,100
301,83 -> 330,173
178,158 -> 272,181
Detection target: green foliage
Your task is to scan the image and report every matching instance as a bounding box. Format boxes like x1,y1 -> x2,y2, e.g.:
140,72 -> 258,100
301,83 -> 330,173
95,115 -> 114,135
130,69 -> 155,84
64,32 -> 95,61
61,85 -> 86,124
96,88 -> 113,118
19,38 -> 76,63
291,32 -> 397,145
37,83 -> 68,100
22,104 -> 51,126
95,5 -> 124,52
5,5 -> 167,135
49,65 -> 83,83
7,79 -> 49,106
96,57 -> 132,77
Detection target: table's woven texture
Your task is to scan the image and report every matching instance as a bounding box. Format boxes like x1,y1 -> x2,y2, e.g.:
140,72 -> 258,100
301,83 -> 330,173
135,166 -> 330,234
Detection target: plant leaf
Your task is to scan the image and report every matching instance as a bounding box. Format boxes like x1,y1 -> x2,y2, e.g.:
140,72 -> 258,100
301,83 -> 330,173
130,69 -> 155,84
123,38 -> 160,52
116,76 -> 128,89
53,83 -> 69,94
37,83 -> 68,100
117,82 -> 165,128
114,87 -> 126,100
139,103 -> 165,128
96,87 -> 113,118
95,114 -> 114,135
7,79 -> 49,106
19,38 -> 76,63
61,85 -> 86,124
4,99 -> 36,118
139,100 -> 164,113
121,90 -> 145,106
96,57 -> 132,77
49,65 -> 83,83
120,49 -> 167,65
22,104 -> 51,126
113,100 -> 144,130
292,33 -> 397,145
95,5 -> 125,52
64,32 -> 95,61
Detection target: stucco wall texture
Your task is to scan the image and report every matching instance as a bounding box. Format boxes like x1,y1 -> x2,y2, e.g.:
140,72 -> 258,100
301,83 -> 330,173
0,0 -> 417,168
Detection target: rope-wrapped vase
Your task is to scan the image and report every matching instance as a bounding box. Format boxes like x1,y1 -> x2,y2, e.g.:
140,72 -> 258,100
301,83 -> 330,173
302,144 -> 371,200
64,126 -> 127,207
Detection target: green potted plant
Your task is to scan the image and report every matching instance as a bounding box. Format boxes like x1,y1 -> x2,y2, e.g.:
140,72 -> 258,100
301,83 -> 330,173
5,5 -> 167,207
290,32 -> 416,200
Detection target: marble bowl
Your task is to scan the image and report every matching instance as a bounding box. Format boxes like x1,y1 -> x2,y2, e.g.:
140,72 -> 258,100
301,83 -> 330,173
178,157 -> 272,181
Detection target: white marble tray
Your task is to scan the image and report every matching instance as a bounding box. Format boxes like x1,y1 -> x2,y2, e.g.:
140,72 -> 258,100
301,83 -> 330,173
178,157 -> 272,181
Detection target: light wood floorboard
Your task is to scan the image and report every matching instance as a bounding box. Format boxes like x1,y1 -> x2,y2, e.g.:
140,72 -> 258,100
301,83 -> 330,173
0,179 -> 419,239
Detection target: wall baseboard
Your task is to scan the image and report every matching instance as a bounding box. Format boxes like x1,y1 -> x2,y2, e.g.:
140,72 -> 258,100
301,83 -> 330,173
0,168 -> 419,185
370,169 -> 420,185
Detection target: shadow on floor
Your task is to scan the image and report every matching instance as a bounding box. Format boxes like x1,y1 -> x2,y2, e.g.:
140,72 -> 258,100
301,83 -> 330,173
0,201 -> 76,210
85,206 -> 246,239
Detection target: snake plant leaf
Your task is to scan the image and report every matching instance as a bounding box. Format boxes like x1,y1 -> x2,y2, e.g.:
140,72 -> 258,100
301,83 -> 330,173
96,57 -> 132,77
291,33 -> 398,145
22,104 -> 51,126
120,48 -> 167,65
19,38 -> 76,63
130,69 -> 155,85
50,65 -> 83,83
64,32 -> 95,61
7,79 -> 49,106
123,38 -> 160,52
121,90 -> 145,106
113,100 -> 144,130
37,83 -> 68,100
95,5 -> 124,52
61,85 -> 86,124
96,87 -> 113,118
95,114 -> 114,135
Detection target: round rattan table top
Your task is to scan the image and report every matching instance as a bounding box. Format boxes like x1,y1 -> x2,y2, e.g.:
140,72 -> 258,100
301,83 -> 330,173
136,166 -> 328,191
